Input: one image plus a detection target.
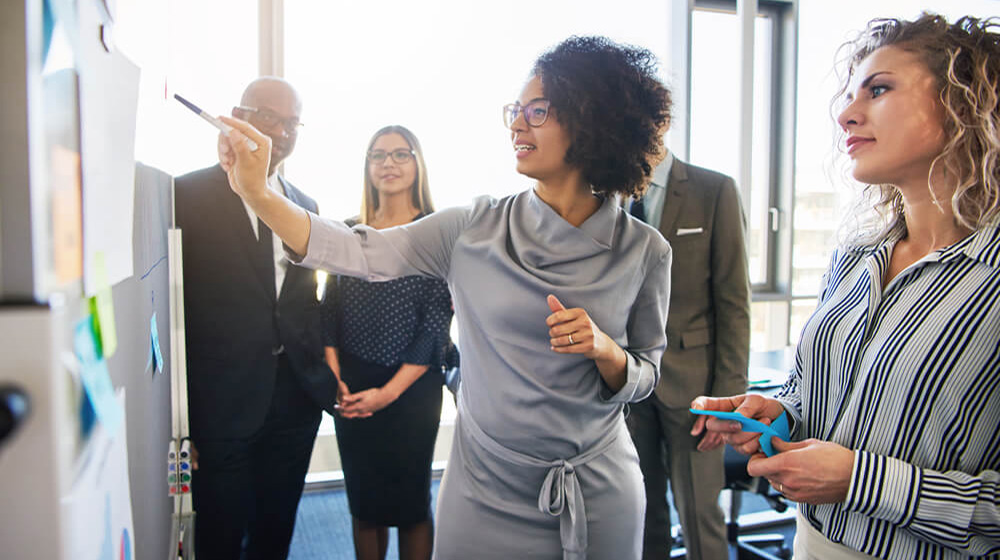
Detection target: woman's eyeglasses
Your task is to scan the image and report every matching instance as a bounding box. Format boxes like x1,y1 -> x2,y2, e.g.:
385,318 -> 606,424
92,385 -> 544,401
503,99 -> 551,128
367,149 -> 415,165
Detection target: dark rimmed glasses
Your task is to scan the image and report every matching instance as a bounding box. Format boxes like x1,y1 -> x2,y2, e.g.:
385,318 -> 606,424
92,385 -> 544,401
503,99 -> 551,128
235,106 -> 304,134
367,149 -> 415,165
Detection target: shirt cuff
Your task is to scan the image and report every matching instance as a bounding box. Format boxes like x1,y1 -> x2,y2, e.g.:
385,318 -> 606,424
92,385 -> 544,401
283,212 -> 315,264
775,396 -> 803,438
843,450 -> 921,527
599,352 -> 647,403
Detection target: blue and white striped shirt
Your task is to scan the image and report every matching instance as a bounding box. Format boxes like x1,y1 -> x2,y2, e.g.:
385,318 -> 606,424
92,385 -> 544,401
777,222 -> 1000,559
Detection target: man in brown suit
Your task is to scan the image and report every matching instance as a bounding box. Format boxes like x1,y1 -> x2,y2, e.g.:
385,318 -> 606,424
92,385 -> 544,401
626,151 -> 751,560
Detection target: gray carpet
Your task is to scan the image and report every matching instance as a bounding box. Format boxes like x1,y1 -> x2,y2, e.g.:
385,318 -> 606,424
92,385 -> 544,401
289,482 -> 440,560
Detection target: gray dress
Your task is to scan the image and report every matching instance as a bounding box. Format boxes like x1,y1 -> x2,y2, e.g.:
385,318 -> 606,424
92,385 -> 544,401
296,190 -> 672,559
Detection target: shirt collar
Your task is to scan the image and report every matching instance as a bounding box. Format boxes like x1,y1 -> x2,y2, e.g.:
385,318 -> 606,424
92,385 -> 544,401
861,217 -> 1000,271
951,218 -> 1000,270
526,189 -> 616,251
650,151 -> 674,190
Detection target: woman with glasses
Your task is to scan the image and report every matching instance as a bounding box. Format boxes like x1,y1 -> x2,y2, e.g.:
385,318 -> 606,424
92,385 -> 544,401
320,125 -> 454,560
219,36 -> 672,559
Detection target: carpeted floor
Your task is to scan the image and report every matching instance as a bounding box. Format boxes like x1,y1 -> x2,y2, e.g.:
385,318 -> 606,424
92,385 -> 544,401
288,478 -> 793,560
289,481 -> 441,560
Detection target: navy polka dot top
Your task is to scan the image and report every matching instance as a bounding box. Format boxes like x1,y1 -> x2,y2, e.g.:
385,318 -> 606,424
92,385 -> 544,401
320,216 -> 455,369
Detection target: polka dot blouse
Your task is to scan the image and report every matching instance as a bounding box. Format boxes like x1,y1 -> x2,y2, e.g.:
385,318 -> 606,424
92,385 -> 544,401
320,217 -> 455,369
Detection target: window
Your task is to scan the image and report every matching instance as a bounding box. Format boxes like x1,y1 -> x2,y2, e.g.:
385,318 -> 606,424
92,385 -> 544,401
281,0 -> 672,218
689,5 -> 777,289
689,0 -> 795,351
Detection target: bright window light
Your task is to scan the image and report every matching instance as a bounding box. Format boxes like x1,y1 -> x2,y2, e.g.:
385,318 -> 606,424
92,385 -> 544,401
283,0 -> 672,218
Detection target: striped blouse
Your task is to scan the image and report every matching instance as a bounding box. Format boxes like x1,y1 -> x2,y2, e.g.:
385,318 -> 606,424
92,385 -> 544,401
776,222 -> 1000,559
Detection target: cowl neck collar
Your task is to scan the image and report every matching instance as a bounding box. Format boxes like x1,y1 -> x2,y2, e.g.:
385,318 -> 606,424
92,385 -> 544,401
508,189 -> 617,269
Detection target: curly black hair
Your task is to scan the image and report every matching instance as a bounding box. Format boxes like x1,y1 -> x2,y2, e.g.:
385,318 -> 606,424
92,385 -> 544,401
532,36 -> 672,197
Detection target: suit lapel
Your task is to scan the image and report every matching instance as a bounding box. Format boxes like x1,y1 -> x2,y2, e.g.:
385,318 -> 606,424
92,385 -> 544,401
658,159 -> 688,240
211,166 -> 276,301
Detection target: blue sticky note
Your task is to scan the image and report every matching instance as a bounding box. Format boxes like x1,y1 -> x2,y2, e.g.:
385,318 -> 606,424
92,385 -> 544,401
150,312 -> 163,373
73,317 -> 123,436
689,408 -> 790,457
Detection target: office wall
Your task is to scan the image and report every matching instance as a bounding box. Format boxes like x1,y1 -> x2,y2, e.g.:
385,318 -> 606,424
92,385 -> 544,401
0,1 -> 176,558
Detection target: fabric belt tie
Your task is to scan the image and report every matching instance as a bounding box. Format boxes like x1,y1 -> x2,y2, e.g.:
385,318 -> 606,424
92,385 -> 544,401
457,398 -> 621,560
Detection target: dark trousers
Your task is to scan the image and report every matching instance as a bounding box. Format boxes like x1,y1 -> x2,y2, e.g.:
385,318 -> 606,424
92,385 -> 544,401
193,355 -> 322,560
626,397 -> 728,560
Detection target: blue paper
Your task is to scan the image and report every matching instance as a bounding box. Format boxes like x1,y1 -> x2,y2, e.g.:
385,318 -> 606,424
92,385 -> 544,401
73,317 -> 123,436
150,312 -> 163,373
689,408 -> 790,457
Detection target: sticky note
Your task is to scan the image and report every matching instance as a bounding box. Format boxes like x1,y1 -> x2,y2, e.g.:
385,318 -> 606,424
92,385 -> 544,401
689,408 -> 791,457
150,312 -> 163,373
89,251 -> 118,358
73,316 -> 123,436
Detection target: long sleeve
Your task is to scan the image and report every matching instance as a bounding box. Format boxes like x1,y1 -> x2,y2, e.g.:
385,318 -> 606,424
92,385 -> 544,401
294,200 -> 481,281
775,223 -> 1000,558
398,278 -> 455,366
844,450 -> 1000,556
601,245 -> 671,403
775,248 -> 840,433
708,176 -> 751,398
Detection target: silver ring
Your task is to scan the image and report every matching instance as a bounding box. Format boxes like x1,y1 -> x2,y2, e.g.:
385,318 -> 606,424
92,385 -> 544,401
777,482 -> 783,493
568,333 -> 575,345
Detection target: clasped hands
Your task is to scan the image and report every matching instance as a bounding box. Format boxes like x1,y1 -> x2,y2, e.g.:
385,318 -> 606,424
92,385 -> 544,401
335,379 -> 391,419
691,393 -> 855,505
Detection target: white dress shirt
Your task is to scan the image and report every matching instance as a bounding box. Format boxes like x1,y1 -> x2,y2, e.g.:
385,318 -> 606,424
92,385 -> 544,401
242,173 -> 288,295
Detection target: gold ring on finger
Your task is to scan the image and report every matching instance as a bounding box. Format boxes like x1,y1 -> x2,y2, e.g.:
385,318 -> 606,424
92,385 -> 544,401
568,333 -> 575,345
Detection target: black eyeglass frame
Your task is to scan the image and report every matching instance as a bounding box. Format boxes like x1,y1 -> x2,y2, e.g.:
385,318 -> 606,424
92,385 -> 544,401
502,99 -> 552,128
367,148 -> 416,165
234,105 -> 304,133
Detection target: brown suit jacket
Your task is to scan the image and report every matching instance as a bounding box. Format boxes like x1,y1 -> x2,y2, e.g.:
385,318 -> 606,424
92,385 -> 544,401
652,158 -> 750,408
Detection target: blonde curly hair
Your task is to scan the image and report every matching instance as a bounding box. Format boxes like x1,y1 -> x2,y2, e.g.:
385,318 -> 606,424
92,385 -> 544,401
833,12 -> 1000,244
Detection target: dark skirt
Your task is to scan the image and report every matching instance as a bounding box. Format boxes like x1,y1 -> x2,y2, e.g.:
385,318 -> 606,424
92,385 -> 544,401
334,350 -> 443,527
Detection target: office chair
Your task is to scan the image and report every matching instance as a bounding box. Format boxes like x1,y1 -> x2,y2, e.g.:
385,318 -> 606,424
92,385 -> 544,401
724,446 -> 792,559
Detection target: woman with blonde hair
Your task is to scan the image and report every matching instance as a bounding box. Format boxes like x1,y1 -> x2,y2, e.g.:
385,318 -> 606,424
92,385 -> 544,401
321,125 -> 454,560
694,13 -> 1000,559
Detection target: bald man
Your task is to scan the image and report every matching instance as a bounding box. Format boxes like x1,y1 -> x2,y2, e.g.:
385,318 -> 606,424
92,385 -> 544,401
175,77 -> 337,560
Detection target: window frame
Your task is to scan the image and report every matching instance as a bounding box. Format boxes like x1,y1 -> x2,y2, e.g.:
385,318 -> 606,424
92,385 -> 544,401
688,0 -> 801,349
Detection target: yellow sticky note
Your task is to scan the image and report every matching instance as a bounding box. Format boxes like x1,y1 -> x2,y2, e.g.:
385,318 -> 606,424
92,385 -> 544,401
89,251 -> 118,358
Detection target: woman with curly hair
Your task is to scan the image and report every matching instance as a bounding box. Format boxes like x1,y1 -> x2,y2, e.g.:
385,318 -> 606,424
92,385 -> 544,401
694,12 -> 1000,559
219,35 -> 672,559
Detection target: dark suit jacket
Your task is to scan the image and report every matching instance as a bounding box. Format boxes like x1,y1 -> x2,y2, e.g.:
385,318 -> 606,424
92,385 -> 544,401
175,164 -> 336,440
652,159 -> 750,408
